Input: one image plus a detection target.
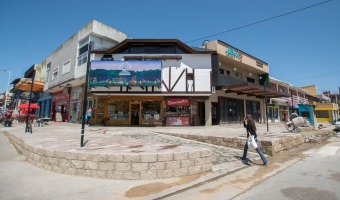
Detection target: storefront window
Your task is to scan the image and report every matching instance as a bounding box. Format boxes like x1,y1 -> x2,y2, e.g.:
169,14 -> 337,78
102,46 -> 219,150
316,110 -> 329,118
141,100 -> 162,125
166,98 -> 190,126
107,100 -> 129,120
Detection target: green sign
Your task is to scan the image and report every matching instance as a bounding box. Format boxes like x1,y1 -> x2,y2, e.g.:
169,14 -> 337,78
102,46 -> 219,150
56,112 -> 62,122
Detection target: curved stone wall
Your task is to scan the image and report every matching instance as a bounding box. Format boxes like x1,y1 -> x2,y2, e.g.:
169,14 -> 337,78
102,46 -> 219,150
4,132 -> 212,180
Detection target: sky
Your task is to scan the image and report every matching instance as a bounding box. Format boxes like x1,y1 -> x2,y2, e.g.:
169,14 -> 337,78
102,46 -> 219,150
1,0 -> 339,94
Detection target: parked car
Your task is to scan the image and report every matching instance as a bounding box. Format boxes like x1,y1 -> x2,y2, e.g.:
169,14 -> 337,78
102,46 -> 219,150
335,118 -> 340,131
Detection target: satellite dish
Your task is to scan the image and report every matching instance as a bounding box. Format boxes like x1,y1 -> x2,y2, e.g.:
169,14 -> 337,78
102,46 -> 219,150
202,40 -> 209,47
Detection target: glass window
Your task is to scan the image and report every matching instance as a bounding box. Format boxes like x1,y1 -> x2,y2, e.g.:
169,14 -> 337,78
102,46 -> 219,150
52,67 -> 58,80
107,100 -> 129,120
62,60 -> 71,74
142,100 -> 162,120
316,110 -> 329,118
46,62 -> 51,82
219,69 -> 224,74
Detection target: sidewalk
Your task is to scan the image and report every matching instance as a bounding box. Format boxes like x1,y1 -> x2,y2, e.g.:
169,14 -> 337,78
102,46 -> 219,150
0,122 -> 336,199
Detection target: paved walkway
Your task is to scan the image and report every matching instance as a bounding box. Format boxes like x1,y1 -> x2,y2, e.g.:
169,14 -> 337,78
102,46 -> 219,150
2,122 -> 332,167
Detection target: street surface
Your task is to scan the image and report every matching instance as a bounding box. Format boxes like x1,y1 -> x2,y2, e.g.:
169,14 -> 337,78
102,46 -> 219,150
0,124 -> 338,200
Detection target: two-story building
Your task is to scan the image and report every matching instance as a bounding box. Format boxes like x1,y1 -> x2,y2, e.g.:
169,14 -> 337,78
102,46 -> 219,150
205,40 -> 288,125
43,20 -> 128,122
90,39 -> 215,126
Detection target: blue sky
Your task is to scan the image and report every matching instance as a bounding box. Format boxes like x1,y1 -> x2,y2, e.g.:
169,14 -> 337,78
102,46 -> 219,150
1,0 -> 339,94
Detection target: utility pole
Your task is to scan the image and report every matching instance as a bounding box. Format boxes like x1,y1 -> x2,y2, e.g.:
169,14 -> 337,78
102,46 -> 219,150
80,41 -> 92,147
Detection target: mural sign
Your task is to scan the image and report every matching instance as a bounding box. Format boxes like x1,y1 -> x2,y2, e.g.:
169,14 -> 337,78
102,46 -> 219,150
89,60 -> 162,87
226,47 -> 242,62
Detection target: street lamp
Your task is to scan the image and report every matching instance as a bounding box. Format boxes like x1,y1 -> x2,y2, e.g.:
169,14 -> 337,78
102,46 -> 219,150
0,69 -> 11,110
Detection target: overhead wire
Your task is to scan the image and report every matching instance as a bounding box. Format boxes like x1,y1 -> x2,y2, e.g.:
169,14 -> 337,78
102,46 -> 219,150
186,0 -> 334,44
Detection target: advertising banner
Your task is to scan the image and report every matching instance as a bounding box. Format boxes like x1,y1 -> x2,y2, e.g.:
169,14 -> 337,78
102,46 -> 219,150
89,60 -> 161,87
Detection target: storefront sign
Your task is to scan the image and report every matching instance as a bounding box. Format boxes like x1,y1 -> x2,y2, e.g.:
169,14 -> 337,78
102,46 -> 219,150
226,47 -> 242,61
166,98 -> 190,106
89,60 -> 161,87
167,116 -> 190,126
52,93 -> 69,102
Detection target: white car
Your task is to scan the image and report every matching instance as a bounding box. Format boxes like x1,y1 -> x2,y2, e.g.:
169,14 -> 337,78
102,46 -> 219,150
335,118 -> 340,131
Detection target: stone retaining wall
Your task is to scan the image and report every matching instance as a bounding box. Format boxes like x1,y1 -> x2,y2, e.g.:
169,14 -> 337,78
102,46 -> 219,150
5,132 -> 212,180
158,132 -> 333,156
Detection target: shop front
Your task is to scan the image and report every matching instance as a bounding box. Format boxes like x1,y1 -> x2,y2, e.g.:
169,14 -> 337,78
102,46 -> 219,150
95,96 -> 164,126
69,88 -> 82,123
165,98 -> 190,126
51,91 -> 70,122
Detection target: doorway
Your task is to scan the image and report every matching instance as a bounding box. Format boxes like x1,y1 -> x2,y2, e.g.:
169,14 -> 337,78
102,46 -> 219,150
130,103 -> 140,125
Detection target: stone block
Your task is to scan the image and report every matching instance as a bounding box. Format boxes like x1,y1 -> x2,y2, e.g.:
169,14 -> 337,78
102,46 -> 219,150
195,157 -> 207,165
132,163 -> 148,171
59,159 -> 71,168
124,154 -> 140,163
201,163 -> 212,172
37,148 -> 45,156
173,168 -> 188,177
44,149 -> 55,157
48,157 -> 59,165
91,154 -> 107,162
92,170 -> 107,178
33,154 -> 41,162
66,168 -> 77,175
158,153 -> 173,161
201,149 -> 212,157
52,166 -> 64,173
71,160 -> 85,169
85,161 -> 99,170
181,159 -> 194,168
166,160 -> 181,169
107,154 -> 123,162
141,154 -> 157,162
55,151 -> 66,159
115,163 -> 131,171
123,171 -> 140,180
99,162 -> 114,171
140,170 -> 157,179
189,166 -> 202,175
65,152 -> 78,160
78,153 -> 91,161
149,162 -> 165,170
174,152 -> 188,161
158,169 -> 173,178
107,171 -> 123,179
188,151 -> 201,159
43,164 -> 53,171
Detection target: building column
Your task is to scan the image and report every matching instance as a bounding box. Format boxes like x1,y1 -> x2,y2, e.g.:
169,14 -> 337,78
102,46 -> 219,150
205,98 -> 212,126
45,99 -> 51,118
41,100 -> 46,118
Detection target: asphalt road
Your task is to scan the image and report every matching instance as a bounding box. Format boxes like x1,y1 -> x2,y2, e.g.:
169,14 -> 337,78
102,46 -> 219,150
233,133 -> 340,200
162,133 -> 340,200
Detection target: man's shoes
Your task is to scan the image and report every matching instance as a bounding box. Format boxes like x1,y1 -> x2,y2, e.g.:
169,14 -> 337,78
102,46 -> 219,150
238,156 -> 246,161
263,161 -> 269,166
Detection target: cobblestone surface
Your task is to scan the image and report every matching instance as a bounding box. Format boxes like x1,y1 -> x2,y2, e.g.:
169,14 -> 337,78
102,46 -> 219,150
120,132 -> 257,165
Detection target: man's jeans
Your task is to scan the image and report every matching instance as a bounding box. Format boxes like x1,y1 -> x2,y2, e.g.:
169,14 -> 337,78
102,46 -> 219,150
242,137 -> 268,164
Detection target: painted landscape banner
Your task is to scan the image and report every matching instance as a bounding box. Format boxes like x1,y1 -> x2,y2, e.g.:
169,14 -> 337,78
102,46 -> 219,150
89,60 -> 162,87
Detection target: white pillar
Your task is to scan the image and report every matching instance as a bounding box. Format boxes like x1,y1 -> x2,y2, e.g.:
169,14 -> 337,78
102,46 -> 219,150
205,98 -> 212,126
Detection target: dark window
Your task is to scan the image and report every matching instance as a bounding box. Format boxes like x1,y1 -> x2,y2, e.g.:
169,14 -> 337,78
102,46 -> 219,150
300,111 -> 310,118
226,70 -> 230,76
187,73 -> 193,80
101,55 -> 113,61
219,69 -> 224,74
247,77 -> 255,83
79,44 -> 89,55
316,110 -> 329,118
130,46 -> 144,53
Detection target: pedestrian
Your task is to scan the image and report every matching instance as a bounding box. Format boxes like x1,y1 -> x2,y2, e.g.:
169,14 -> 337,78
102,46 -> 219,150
86,107 -> 92,126
239,115 -> 269,166
134,108 -> 139,125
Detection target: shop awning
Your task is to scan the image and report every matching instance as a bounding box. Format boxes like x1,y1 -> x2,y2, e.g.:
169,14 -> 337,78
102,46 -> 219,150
15,78 -> 44,92
224,82 -> 290,98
